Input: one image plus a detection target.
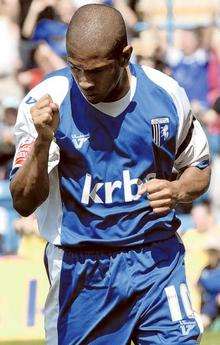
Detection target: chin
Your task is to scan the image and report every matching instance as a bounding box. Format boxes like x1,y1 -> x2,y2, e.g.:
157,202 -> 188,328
88,98 -> 100,104
84,94 -> 102,104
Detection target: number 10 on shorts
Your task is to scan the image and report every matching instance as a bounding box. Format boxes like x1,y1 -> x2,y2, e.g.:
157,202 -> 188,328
165,283 -> 194,321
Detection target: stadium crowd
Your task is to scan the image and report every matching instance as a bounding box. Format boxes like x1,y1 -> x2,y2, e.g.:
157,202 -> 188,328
1,0 -> 220,330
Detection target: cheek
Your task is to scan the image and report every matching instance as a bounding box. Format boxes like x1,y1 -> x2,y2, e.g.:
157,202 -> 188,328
99,68 -> 120,90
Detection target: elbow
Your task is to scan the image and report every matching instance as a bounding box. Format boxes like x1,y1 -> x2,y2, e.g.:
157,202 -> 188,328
10,182 -> 49,217
11,194 -> 36,217
13,203 -> 34,217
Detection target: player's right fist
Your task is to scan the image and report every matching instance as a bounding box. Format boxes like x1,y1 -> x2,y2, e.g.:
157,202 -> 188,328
30,94 -> 59,142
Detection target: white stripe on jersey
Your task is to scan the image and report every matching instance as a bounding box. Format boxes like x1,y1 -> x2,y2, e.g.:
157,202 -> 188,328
44,243 -> 64,345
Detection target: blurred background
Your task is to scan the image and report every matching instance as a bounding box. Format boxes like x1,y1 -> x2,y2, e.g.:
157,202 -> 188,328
1,0 -> 220,344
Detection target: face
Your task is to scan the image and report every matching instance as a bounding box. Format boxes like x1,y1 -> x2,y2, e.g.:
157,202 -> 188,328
191,205 -> 211,232
67,53 -> 124,104
180,30 -> 199,56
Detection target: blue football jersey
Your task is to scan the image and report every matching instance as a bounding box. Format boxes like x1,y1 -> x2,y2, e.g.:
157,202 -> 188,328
11,64 -> 210,247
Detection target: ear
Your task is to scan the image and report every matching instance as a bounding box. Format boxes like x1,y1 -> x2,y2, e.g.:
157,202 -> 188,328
119,45 -> 133,67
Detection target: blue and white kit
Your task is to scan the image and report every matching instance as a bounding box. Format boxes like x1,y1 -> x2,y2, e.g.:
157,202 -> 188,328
11,64 -> 209,344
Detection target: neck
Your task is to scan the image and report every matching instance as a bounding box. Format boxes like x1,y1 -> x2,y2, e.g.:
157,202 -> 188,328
103,67 -> 131,102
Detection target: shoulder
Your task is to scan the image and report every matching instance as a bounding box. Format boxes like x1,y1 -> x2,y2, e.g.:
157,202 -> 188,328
141,66 -> 192,140
21,67 -> 72,109
15,68 -> 72,135
141,65 -> 187,106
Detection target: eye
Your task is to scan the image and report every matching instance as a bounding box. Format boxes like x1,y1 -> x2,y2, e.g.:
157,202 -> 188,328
73,66 -> 81,71
94,68 -> 104,74
68,62 -> 81,72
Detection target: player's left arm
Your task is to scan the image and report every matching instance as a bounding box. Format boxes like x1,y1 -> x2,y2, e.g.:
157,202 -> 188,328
139,84 -> 211,214
139,165 -> 210,214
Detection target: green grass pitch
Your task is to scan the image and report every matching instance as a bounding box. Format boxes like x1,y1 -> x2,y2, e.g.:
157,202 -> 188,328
0,333 -> 220,345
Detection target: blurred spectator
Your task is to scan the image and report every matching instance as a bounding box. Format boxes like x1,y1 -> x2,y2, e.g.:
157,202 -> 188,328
202,97 -> 220,157
17,42 -> 66,92
182,201 -> 220,312
14,215 -> 46,261
0,97 -> 18,180
199,238 -> 220,329
137,0 -> 219,27
21,0 -> 74,58
167,28 -> 209,108
136,46 -> 172,75
207,29 -> 220,105
73,1 -> 137,29
17,0 -> 69,92
209,156 -> 220,223
0,180 -> 19,254
0,0 -> 23,102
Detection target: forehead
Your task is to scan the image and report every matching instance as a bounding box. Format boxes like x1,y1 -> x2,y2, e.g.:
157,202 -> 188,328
66,34 -> 117,63
67,52 -> 115,70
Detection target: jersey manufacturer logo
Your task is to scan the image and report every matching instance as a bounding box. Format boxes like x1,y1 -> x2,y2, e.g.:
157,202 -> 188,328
81,170 -> 156,204
25,96 -> 37,105
151,117 -> 170,147
71,134 -> 90,149
179,320 -> 196,336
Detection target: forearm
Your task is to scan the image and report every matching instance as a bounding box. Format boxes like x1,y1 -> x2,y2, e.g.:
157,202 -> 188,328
10,137 -> 51,216
22,9 -> 39,38
172,166 -> 211,203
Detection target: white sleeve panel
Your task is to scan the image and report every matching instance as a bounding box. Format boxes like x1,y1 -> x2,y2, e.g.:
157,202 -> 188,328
12,75 -> 70,174
142,65 -> 210,170
35,166 -> 62,244
174,119 -> 210,171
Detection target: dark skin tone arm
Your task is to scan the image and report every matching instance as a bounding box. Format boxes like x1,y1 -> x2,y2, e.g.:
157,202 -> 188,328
10,94 -> 59,217
139,165 -> 211,214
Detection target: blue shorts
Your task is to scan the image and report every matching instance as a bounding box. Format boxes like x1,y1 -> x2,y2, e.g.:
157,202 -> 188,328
44,235 -> 203,344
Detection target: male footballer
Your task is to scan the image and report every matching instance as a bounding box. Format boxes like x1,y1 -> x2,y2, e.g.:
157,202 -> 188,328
10,4 -> 210,345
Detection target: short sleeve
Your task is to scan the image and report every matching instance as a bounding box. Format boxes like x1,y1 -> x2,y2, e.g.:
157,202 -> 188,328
10,98 -> 60,180
173,86 -> 210,172
141,65 -> 210,173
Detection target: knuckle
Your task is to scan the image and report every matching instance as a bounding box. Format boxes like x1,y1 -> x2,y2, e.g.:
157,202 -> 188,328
154,209 -> 161,214
165,188 -> 171,197
44,106 -> 52,113
149,201 -> 154,208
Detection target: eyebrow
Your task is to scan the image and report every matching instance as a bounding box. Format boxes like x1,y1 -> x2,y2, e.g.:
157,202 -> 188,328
67,59 -> 113,71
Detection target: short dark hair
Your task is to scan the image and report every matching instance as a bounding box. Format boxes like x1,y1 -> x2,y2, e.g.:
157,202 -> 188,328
66,4 -> 128,59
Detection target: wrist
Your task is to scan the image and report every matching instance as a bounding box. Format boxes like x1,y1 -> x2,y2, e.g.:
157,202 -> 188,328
35,135 -> 53,151
171,180 -> 185,204
36,133 -> 54,145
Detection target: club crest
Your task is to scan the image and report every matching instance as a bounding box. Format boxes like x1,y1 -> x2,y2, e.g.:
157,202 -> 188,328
151,117 -> 170,146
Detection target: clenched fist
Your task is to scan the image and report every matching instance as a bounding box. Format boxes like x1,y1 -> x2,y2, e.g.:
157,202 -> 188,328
30,94 -> 59,141
139,179 -> 180,214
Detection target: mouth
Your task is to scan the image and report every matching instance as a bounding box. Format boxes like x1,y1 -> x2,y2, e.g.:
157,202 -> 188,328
82,91 -> 100,103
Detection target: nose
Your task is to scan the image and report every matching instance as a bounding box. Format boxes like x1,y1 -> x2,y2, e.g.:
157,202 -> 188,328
79,80 -> 95,91
78,72 -> 95,91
